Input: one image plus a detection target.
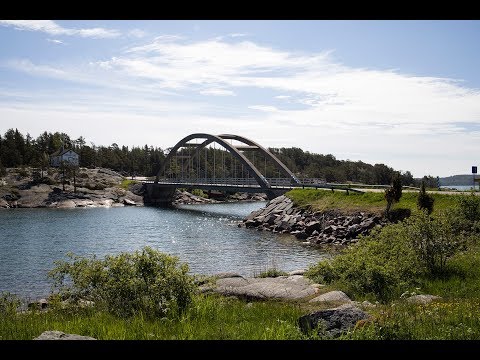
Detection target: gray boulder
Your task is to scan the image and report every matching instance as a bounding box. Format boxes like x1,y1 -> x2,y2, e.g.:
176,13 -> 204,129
406,294 -> 442,304
210,275 -> 319,301
56,199 -> 77,208
34,330 -> 96,340
0,198 -> 9,208
123,198 -> 136,206
309,290 -> 352,304
298,304 -> 370,337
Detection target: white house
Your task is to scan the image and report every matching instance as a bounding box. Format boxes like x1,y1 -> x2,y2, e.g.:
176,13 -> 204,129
50,148 -> 80,167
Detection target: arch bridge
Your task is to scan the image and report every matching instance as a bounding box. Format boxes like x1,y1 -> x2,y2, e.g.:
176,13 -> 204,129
143,133 -> 362,206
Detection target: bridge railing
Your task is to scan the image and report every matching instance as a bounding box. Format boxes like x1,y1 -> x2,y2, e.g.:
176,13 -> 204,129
153,177 -> 328,187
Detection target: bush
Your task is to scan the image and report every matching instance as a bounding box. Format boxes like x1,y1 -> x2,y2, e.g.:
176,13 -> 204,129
0,292 -> 21,316
405,211 -> 465,274
305,224 -> 423,303
48,247 -> 196,319
384,172 -> 403,218
305,210 -> 468,302
448,193 -> 480,234
256,268 -> 288,278
456,192 -> 480,223
417,181 -> 434,214
192,189 -> 208,198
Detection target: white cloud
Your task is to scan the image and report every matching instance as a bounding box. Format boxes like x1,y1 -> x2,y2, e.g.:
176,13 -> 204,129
128,29 -> 147,38
228,33 -> 248,37
46,38 -> 65,45
0,20 -> 120,38
248,105 -> 278,112
2,35 -> 480,177
200,88 -> 235,96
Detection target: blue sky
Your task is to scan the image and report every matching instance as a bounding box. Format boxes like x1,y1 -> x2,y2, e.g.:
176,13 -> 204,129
1,20 -> 479,177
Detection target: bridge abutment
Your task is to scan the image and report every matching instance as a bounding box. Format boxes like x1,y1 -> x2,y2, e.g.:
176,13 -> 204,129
143,183 -> 176,207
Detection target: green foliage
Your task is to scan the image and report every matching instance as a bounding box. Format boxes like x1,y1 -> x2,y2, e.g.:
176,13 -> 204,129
417,181 -> 435,214
305,210 -> 469,302
384,172 -> 403,217
191,189 -> 208,198
305,223 -> 423,302
48,247 -> 195,319
342,299 -> 480,340
256,268 -> 289,278
119,179 -> 137,190
0,292 -> 21,316
287,188 -> 460,216
0,294 -> 310,340
405,211 -> 465,274
456,192 -> 480,223
421,243 -> 480,299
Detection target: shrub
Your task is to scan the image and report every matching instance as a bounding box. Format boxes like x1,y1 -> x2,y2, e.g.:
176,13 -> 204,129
405,211 -> 465,274
192,189 -> 208,198
256,268 -> 288,278
48,247 -> 196,319
417,181 -> 434,214
456,192 -> 480,223
305,224 -> 423,303
0,292 -> 21,316
305,210 -> 468,302
449,193 -> 480,234
384,172 -> 403,218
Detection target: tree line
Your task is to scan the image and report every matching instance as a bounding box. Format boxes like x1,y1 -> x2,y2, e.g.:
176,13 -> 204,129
1,128 -> 421,185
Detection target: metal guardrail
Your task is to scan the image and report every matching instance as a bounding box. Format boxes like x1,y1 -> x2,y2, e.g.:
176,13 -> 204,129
144,177 -> 365,193
150,177 -> 327,186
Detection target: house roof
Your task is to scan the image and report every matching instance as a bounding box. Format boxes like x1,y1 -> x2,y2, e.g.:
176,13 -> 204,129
50,148 -> 78,157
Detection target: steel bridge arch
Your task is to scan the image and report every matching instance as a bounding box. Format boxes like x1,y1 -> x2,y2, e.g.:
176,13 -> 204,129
155,133 -> 300,192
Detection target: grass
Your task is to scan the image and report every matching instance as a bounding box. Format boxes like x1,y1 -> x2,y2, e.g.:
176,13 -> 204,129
286,188 -> 462,215
342,299 -> 480,340
119,179 -> 137,190
0,294 -> 318,340
420,243 -> 480,299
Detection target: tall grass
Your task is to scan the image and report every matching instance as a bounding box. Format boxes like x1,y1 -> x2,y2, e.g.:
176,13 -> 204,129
342,299 -> 480,340
0,294 -> 314,340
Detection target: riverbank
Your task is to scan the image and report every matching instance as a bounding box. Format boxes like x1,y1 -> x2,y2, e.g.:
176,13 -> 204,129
0,167 -> 268,209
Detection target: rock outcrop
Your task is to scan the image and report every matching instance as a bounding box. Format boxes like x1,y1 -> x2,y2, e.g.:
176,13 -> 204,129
298,303 -> 370,337
308,290 -> 352,304
239,195 -> 387,246
34,330 -> 96,340
0,167 -> 143,209
199,274 -> 321,301
406,294 -> 442,304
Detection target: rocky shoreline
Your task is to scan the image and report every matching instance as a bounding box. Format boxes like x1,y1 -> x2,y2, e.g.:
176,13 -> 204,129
0,167 -> 268,209
239,195 -> 388,246
0,167 -> 143,209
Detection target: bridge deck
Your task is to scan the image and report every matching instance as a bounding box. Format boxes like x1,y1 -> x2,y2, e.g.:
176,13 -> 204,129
143,179 -> 365,194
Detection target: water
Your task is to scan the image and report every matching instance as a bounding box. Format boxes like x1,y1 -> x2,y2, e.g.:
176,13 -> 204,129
0,202 -> 328,299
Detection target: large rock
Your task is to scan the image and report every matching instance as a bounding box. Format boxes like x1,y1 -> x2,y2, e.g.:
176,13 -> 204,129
0,198 -> 9,208
298,304 -> 370,337
34,330 -> 96,340
309,290 -> 352,304
208,275 -> 319,301
406,294 -> 442,304
56,199 -> 77,208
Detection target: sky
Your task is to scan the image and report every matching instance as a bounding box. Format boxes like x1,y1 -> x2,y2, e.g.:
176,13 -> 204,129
0,20 -> 479,178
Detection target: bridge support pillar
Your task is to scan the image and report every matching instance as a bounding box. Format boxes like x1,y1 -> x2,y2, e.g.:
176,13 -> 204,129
265,189 -> 287,200
143,183 -> 176,207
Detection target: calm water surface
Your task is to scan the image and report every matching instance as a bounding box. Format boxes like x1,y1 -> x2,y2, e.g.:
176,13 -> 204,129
0,202 -> 328,299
